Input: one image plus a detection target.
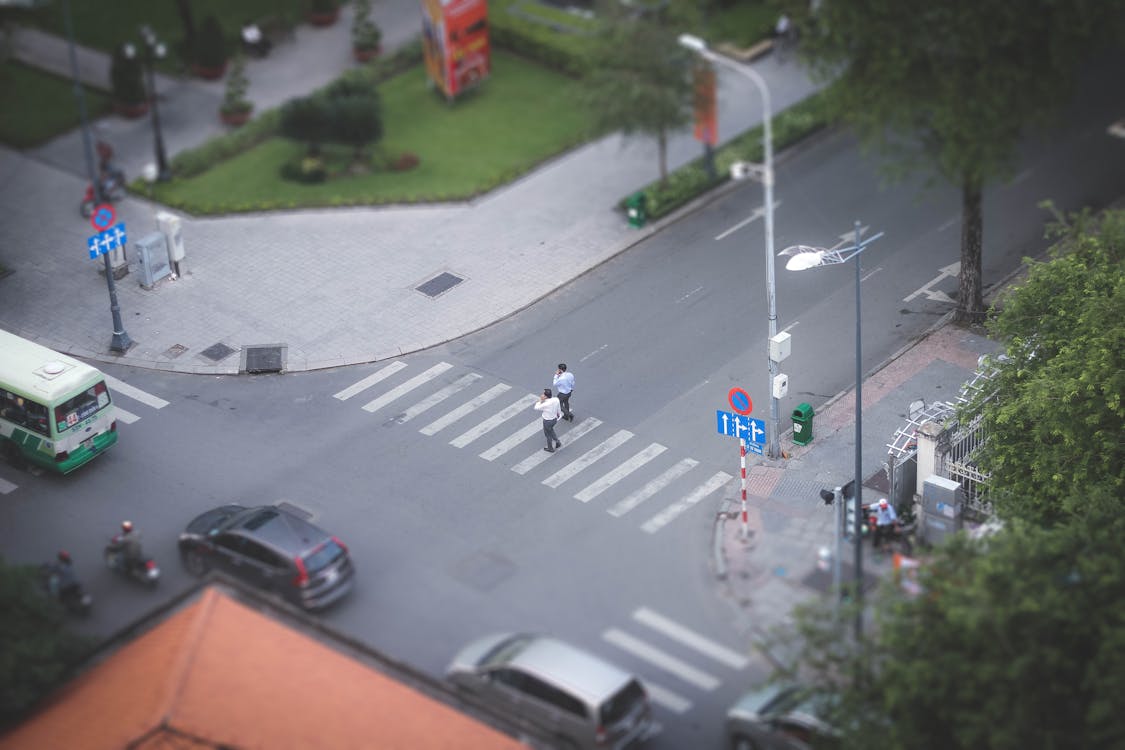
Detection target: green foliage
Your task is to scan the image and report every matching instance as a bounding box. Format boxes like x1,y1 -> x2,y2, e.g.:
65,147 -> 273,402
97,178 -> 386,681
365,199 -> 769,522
0,61 -> 113,149
351,0 -> 382,52
109,43 -> 145,105
770,508 -> 1125,750
0,557 -> 90,727
961,207 -> 1125,525
221,52 -> 252,115
193,14 -> 227,69
280,70 -> 383,161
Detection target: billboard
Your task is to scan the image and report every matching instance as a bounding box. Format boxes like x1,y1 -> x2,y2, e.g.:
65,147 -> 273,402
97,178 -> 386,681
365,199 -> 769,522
421,0 -> 491,100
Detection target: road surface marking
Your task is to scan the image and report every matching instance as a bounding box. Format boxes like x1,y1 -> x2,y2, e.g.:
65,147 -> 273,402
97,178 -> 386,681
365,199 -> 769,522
0,476 -> 17,494
607,459 -> 699,517
102,374 -> 168,409
333,362 -> 407,400
450,394 -> 538,448
860,266 -> 882,283
574,443 -> 667,503
420,383 -> 510,436
479,419 -> 543,461
633,608 -> 749,670
362,362 -> 452,413
542,430 -> 633,488
904,262 -> 959,302
714,200 -> 780,241
511,417 -> 602,475
113,406 -> 140,424
396,373 -> 480,423
641,682 -> 692,714
602,629 -> 720,690
641,471 -> 733,533
579,344 -> 608,362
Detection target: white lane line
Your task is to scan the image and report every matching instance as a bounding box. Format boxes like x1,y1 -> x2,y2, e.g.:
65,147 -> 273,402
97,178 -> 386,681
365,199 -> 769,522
113,406 -> 140,425
607,459 -> 699,518
102,374 -> 168,409
780,321 -> 799,334
633,608 -> 749,670
333,362 -> 407,401
420,383 -> 510,436
579,344 -> 608,363
860,266 -> 882,283
450,394 -> 539,448
362,362 -> 453,413
714,200 -> 781,241
574,443 -> 667,503
641,682 -> 692,714
542,430 -> 633,489
0,476 -> 17,494
511,417 -> 602,475
641,471 -> 733,533
479,419 -> 543,461
602,629 -> 720,691
397,373 -> 481,423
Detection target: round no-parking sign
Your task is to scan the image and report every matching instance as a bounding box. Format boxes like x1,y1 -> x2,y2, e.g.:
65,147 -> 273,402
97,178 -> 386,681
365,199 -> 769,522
728,387 -> 753,415
90,204 -> 116,232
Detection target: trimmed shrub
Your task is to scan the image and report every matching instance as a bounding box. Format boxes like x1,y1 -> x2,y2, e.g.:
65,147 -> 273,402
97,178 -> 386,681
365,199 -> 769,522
194,15 -> 227,69
110,44 -> 146,105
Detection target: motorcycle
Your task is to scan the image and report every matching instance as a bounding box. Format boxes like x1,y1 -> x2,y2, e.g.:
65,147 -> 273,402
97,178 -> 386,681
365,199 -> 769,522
80,168 -> 127,219
39,560 -> 93,615
104,539 -> 160,588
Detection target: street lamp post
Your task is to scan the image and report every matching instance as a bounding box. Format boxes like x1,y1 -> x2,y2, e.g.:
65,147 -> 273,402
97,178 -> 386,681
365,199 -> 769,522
127,25 -> 170,181
678,34 -> 781,460
781,221 -> 884,641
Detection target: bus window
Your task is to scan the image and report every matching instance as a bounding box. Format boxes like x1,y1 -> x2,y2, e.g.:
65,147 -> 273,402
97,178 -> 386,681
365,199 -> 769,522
54,381 -> 111,433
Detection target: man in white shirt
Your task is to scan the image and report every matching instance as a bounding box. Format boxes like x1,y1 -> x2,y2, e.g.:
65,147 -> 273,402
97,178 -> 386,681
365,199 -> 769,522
553,363 -> 575,422
533,388 -> 563,452
873,498 -> 898,549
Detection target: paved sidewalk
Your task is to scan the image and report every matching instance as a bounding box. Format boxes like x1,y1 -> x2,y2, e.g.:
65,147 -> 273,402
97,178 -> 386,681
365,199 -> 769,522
1,13 -> 820,374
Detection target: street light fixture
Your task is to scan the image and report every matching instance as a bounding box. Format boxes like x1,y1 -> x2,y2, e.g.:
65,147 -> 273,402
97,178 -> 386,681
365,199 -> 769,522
780,221 -> 884,641
126,25 -> 170,181
677,33 -> 781,460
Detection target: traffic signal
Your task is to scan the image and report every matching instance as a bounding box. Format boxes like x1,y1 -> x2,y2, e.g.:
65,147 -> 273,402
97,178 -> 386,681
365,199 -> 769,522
842,480 -> 858,539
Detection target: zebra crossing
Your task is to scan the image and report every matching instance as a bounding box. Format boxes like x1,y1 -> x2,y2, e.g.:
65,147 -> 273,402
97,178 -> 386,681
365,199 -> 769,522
333,361 -> 734,534
602,606 -> 753,715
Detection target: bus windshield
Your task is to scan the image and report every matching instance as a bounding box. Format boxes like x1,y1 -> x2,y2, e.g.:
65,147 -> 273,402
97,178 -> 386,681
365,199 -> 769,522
54,380 -> 111,433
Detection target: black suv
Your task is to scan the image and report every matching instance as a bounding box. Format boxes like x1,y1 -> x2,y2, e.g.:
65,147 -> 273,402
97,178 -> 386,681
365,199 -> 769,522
179,504 -> 355,611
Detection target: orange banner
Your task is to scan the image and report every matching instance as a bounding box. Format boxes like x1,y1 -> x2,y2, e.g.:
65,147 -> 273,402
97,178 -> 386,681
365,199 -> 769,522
693,64 -> 717,146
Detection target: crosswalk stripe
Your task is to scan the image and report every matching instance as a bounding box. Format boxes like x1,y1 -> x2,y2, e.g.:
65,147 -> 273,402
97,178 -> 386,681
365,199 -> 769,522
113,406 -> 140,425
102,374 -> 168,409
602,629 -> 720,691
511,417 -> 602,475
542,430 -> 633,489
641,471 -> 733,534
333,362 -> 407,400
574,443 -> 667,503
606,459 -> 699,518
479,419 -> 543,461
0,476 -> 17,494
450,394 -> 538,448
420,383 -> 510,436
397,373 -> 481,423
361,362 -> 453,413
641,682 -> 693,714
633,608 -> 749,670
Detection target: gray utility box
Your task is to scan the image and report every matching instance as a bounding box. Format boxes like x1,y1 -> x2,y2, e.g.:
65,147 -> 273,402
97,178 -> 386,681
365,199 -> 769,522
135,232 -> 171,288
921,474 -> 964,546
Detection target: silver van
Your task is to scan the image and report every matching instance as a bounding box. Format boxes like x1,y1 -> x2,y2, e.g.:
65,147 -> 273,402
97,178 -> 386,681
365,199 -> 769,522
447,632 -> 653,749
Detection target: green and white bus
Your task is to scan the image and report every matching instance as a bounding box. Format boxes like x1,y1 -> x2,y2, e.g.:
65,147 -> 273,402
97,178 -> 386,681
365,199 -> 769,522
0,330 -> 118,473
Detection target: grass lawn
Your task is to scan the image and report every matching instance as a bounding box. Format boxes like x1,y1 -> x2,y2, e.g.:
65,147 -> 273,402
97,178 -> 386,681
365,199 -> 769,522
151,50 -> 597,214
0,61 -> 111,149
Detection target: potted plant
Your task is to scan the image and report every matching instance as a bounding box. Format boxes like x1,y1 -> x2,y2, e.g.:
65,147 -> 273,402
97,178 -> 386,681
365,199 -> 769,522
306,0 -> 341,27
351,0 -> 382,61
109,43 -> 148,118
219,52 -> 253,126
191,15 -> 228,79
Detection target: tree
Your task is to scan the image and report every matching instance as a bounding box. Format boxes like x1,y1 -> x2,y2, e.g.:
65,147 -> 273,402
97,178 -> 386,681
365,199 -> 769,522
280,96 -> 334,155
581,3 -> 695,184
784,0 -> 1123,324
960,207 -> 1124,525
768,506 -> 1125,750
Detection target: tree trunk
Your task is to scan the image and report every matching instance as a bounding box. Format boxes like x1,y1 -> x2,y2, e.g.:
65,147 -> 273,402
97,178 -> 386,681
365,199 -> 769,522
175,0 -> 197,52
657,127 -> 668,185
955,177 -> 985,325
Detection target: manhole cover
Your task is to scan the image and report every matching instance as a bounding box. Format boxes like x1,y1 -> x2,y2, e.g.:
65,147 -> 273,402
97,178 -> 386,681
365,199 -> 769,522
163,344 -> 188,359
200,342 -> 237,362
864,468 -> 891,495
242,344 -> 286,374
450,551 -> 515,592
416,271 -> 464,298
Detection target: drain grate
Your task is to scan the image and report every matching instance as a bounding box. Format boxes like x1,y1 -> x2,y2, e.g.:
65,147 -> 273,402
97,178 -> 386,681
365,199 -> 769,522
200,342 -> 237,362
416,271 -> 464,298
242,344 -> 286,374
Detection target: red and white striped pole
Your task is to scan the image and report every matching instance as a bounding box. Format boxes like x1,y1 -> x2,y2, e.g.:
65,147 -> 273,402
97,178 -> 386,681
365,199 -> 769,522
739,438 -> 749,539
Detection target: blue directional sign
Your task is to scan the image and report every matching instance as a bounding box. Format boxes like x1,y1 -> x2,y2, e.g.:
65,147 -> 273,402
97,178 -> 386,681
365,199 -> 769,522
715,409 -> 767,448
87,222 -> 128,259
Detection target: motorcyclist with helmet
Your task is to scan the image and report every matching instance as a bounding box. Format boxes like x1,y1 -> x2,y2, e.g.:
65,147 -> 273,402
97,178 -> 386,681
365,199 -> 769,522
109,520 -> 144,572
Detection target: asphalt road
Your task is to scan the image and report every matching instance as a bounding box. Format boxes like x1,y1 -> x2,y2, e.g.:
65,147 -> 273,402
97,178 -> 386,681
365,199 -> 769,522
3,54 -> 1123,749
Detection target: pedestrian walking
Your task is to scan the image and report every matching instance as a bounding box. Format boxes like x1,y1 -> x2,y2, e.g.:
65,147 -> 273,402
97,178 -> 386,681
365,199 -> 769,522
872,498 -> 898,550
553,363 -> 575,422
533,388 -> 563,452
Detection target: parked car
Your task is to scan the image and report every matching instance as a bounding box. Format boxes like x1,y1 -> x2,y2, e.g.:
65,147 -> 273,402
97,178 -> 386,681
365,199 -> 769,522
726,683 -> 839,750
447,632 -> 653,749
179,504 -> 354,611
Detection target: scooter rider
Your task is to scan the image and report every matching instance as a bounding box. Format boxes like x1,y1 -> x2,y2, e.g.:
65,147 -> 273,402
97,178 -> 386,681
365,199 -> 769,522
48,550 -> 79,598
111,520 -> 144,571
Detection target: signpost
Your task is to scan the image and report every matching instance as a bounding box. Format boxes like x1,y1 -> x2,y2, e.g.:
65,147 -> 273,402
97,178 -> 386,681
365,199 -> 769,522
90,203 -> 116,232
87,222 -> 127,260
715,401 -> 766,540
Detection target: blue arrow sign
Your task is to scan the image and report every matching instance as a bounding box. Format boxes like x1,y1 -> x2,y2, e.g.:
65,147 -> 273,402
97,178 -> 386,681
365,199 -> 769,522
88,235 -> 101,259
85,222 -> 128,259
716,410 -> 767,444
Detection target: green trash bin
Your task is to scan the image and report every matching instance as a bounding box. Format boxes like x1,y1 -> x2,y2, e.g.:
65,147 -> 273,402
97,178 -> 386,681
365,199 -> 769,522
792,402 -> 814,445
625,192 -> 648,228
